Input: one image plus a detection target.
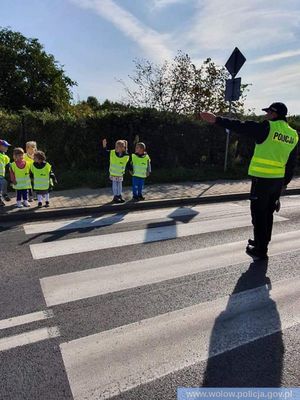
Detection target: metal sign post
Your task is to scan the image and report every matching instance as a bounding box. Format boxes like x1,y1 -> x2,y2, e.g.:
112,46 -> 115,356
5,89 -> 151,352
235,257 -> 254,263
224,47 -> 246,172
224,101 -> 232,172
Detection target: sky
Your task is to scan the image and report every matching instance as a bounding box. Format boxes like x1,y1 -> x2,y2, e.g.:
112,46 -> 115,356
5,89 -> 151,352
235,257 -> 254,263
1,0 -> 300,115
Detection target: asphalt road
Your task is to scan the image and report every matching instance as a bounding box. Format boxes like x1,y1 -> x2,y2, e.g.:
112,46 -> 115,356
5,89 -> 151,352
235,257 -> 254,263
1,197 -> 300,400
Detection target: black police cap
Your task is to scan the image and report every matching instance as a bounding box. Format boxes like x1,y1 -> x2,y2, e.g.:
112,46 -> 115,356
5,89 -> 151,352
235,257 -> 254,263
262,102 -> 288,116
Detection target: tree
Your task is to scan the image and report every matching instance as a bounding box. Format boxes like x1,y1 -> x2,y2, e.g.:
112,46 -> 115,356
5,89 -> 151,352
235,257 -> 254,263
121,52 -> 248,115
0,27 -> 76,111
76,98 -> 134,114
86,96 -> 100,111
99,99 -> 135,111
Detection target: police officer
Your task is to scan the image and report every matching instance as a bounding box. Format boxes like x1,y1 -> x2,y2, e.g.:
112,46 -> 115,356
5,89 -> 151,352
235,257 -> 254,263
200,102 -> 298,260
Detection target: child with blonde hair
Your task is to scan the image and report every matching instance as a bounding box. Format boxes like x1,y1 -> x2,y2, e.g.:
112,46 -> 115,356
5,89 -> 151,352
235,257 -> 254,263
102,138 -> 129,203
24,141 -> 37,164
24,141 -> 37,202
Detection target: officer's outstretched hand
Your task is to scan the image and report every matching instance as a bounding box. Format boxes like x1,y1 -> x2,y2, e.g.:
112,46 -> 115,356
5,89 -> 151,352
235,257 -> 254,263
200,112 -> 217,124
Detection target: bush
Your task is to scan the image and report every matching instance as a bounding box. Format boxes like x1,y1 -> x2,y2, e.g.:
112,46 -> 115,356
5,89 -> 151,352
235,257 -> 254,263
1,108 -> 299,190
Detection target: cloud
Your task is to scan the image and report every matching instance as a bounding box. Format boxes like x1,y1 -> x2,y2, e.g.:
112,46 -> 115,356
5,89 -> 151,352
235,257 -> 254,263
245,62 -> 300,114
70,0 -> 173,62
249,62 -> 300,93
70,0 -> 300,114
186,0 -> 300,52
252,49 -> 300,64
152,0 -> 187,9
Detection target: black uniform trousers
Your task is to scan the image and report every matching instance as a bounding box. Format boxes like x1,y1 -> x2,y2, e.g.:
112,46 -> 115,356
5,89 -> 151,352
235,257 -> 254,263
250,177 -> 284,253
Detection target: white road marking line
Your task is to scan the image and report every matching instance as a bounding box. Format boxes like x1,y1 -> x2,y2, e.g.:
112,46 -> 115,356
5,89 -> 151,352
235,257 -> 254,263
0,326 -> 60,352
30,214 -> 286,260
60,276 -> 300,400
0,309 -> 53,330
23,203 -> 247,234
40,228 -> 300,307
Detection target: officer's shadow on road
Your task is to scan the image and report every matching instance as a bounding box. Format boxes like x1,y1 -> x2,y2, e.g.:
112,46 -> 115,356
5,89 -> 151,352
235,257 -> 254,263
20,210 -> 130,245
203,260 -> 284,387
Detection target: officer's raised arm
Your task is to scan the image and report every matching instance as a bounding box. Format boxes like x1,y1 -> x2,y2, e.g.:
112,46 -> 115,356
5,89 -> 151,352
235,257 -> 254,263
200,111 -> 269,143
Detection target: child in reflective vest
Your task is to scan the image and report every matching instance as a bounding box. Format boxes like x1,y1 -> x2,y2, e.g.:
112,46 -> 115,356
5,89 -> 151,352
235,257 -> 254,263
130,142 -> 151,201
102,138 -> 129,203
10,147 -> 32,208
31,150 -> 56,208
0,139 -> 11,206
24,141 -> 37,202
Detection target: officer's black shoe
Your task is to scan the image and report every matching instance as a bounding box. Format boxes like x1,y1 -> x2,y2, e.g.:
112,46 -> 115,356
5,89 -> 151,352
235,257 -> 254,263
246,245 -> 268,260
248,238 -> 256,246
138,195 -> 145,201
3,194 -> 11,202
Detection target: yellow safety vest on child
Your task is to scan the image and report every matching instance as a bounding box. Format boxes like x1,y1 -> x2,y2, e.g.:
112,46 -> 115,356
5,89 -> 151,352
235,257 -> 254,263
0,153 -> 10,177
109,150 -> 129,177
24,154 -> 34,166
31,163 -> 52,190
131,154 -> 151,178
11,162 -> 32,190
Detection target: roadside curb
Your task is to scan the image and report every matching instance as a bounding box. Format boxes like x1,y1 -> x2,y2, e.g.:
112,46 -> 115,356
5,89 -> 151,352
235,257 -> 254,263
1,188 -> 300,223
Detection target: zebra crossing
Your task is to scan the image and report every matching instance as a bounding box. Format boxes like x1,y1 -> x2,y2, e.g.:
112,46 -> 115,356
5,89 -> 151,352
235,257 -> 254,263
2,200 -> 300,399
60,277 -> 300,400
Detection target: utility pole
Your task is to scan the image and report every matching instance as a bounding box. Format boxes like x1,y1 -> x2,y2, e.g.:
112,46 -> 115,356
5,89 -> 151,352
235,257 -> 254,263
224,101 -> 232,172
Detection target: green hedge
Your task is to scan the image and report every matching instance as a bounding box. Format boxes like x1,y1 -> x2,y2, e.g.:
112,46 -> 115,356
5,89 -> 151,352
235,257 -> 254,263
1,109 -> 300,189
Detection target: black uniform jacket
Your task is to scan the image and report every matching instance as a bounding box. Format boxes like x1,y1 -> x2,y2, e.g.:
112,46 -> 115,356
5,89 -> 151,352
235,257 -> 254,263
216,116 -> 298,186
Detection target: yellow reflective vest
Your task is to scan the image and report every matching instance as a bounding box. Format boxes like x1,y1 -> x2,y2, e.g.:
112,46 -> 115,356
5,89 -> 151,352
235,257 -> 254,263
132,154 -> 151,178
0,152 -> 10,177
11,162 -> 32,190
248,120 -> 298,178
24,153 -> 34,165
109,150 -> 129,177
31,162 -> 52,190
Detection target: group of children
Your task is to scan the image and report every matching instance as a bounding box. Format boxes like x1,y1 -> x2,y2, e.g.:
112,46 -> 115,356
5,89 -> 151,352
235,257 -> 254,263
103,139 -> 151,203
0,139 -> 56,208
0,137 -> 150,208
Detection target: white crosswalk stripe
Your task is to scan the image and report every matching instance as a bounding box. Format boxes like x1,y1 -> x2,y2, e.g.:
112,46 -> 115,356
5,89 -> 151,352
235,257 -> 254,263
41,229 -> 300,307
61,276 -> 300,400
0,309 -> 54,330
0,326 -> 60,352
29,214 -> 286,260
18,202 -> 300,398
23,204 -> 245,234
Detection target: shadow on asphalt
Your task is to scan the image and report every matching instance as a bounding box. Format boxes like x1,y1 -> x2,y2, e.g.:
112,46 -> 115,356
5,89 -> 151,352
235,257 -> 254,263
20,210 -> 130,244
143,206 -> 199,244
203,259 -> 284,386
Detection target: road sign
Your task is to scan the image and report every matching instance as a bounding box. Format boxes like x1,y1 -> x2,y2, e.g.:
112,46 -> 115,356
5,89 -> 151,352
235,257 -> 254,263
223,47 -> 246,172
225,77 -> 241,101
225,47 -> 246,78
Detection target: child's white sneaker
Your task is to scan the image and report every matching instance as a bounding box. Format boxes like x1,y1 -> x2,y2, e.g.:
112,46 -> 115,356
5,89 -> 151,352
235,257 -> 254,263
23,200 -> 31,207
16,201 -> 23,208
